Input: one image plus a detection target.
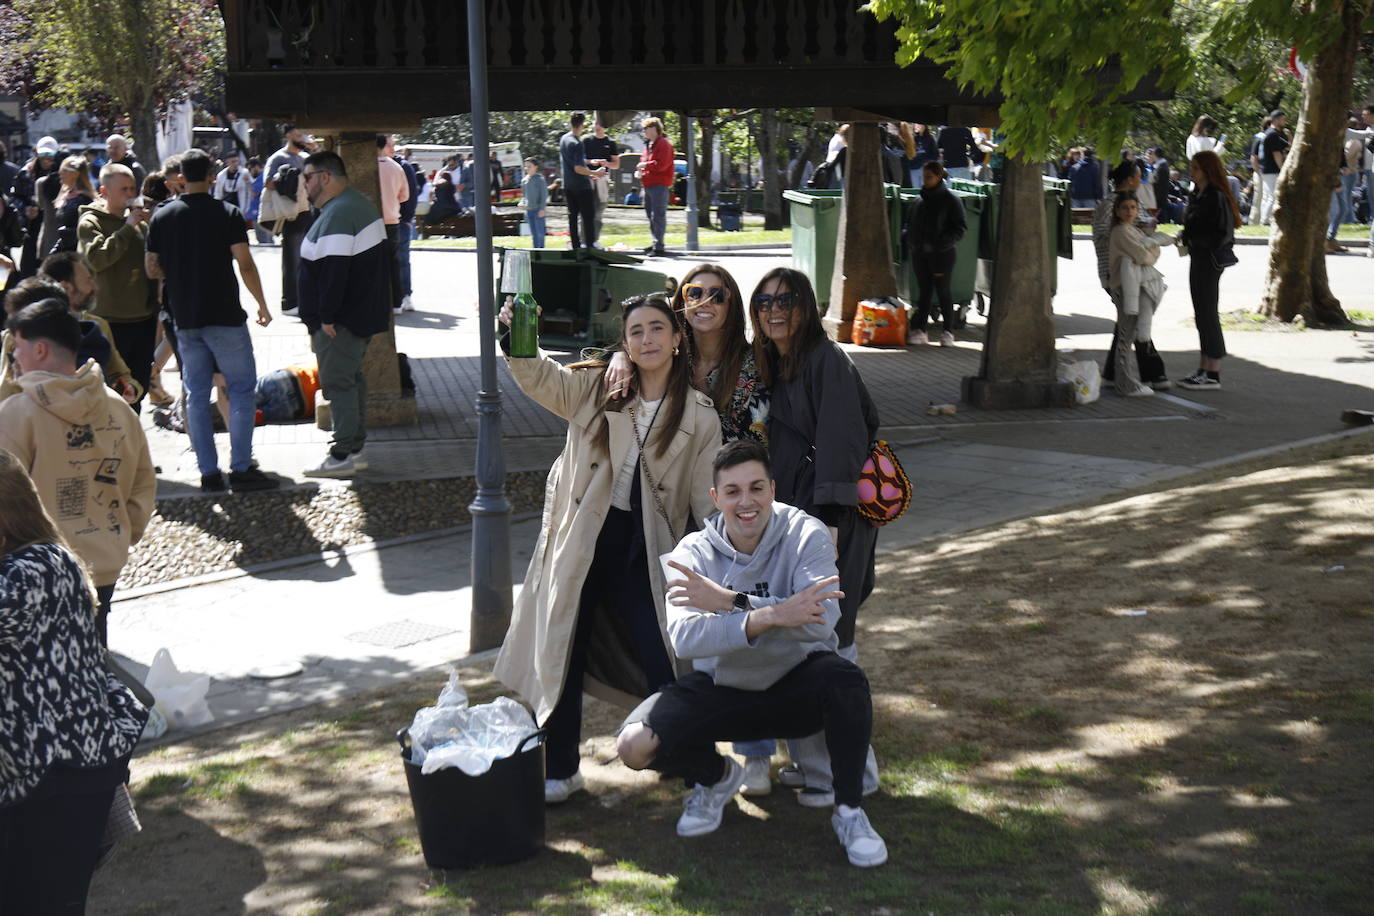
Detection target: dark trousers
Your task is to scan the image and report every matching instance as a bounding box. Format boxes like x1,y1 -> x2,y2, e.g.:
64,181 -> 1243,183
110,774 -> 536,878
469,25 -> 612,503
95,583 -> 115,648
545,501 -> 674,780
1189,255 -> 1227,360
107,316 -> 158,413
0,761 -> 125,915
1101,329 -> 1167,382
280,213 -> 314,311
384,224 -> 403,311
913,248 -> 956,332
624,652 -> 873,806
565,187 -> 597,249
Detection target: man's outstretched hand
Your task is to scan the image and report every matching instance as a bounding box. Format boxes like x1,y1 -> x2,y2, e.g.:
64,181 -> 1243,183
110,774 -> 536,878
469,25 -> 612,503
745,577 -> 843,640
666,559 -> 735,613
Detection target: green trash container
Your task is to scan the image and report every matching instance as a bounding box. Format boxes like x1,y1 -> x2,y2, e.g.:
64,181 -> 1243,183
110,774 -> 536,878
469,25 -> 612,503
894,188 -> 983,328
494,247 -> 674,351
784,189 -> 844,310
948,177 -> 1069,301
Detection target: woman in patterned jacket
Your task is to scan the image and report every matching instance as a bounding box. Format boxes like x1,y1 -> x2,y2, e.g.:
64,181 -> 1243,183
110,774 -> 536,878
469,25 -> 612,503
0,450 -> 148,914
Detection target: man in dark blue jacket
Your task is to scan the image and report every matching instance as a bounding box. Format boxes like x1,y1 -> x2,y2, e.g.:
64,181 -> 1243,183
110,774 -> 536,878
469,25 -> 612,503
1068,148 -> 1103,209
297,150 -> 391,479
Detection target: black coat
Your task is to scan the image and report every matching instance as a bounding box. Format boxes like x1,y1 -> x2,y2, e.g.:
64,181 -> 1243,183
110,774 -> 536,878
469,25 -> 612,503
768,341 -> 881,648
1181,185 -> 1233,252
904,184 -> 966,257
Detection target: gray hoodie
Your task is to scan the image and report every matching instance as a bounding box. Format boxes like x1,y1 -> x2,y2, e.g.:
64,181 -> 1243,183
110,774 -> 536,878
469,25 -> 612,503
663,501 -> 840,690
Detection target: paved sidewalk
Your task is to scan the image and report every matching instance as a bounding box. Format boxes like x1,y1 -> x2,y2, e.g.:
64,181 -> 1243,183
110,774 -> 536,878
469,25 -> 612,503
114,240 -> 1374,740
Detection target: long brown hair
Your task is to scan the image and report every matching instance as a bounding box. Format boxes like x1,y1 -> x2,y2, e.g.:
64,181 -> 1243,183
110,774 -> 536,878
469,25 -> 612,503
749,267 -> 828,386
569,293 -> 692,459
0,450 -> 65,557
1190,150 -> 1242,229
671,263 -> 746,414
59,154 -> 96,199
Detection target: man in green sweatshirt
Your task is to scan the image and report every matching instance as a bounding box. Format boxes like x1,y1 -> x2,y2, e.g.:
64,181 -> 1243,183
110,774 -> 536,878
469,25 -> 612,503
77,163 -> 155,410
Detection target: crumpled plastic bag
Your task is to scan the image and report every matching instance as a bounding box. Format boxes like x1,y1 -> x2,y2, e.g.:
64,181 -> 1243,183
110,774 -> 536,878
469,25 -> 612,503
1060,359 -> 1101,405
408,668 -> 538,776
143,648 -> 213,730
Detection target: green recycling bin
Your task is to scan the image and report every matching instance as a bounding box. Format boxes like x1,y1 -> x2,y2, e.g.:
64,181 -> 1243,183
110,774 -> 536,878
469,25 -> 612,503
784,189 -> 844,310
494,247 -> 674,351
894,188 -> 983,324
948,177 -> 1069,299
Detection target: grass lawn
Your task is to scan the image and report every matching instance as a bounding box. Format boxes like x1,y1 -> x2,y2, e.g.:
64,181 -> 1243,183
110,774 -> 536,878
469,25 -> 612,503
91,437 -> 1374,915
1234,224 -> 1370,241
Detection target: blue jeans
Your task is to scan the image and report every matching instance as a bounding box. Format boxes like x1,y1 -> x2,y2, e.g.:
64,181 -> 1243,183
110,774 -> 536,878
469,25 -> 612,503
525,209 -> 545,248
644,184 -> 669,249
395,219 -> 413,297
1329,188 -> 1344,240
177,324 -> 258,475
1339,171 -> 1357,225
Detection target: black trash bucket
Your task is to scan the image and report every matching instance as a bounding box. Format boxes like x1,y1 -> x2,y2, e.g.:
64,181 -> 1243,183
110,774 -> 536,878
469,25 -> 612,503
717,203 -> 743,231
398,727 -> 546,869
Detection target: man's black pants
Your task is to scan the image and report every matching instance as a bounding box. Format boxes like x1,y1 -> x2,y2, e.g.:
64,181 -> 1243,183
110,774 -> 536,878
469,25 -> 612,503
622,652 -> 872,807
565,188 -> 597,249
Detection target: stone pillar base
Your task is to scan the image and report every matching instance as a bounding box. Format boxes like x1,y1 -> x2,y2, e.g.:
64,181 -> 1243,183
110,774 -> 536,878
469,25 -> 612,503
315,392 -> 418,430
962,376 -> 1076,410
822,314 -> 853,343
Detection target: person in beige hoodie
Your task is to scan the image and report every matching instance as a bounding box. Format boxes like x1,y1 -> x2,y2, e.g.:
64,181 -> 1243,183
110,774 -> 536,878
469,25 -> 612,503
0,299 -> 155,646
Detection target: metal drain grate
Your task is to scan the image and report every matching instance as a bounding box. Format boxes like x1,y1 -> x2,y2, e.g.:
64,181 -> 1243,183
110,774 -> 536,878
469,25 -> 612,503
347,619 -> 458,649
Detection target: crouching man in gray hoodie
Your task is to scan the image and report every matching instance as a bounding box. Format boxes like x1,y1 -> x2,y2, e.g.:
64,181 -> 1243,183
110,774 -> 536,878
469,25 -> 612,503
616,440 -> 887,868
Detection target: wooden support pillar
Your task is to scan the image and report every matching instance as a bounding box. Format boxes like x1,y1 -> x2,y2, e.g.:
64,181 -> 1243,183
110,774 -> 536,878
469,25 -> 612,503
961,156 -> 1074,408
315,132 -> 417,429
823,122 -> 897,342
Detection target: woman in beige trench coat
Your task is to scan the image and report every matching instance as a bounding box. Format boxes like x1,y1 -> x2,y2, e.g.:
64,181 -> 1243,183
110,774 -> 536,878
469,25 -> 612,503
494,293 -> 721,803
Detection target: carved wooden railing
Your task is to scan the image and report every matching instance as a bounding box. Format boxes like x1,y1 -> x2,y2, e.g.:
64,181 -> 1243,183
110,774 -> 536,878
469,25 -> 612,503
230,0 -> 899,71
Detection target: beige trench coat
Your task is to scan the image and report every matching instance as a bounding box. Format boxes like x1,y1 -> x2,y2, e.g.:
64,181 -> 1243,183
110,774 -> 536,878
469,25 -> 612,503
494,353 -> 722,724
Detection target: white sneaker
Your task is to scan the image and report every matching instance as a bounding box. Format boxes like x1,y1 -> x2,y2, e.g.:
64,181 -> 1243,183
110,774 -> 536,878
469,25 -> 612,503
832,807 -> 888,867
544,772 -> 585,804
740,756 -> 772,797
303,453 -> 362,479
1124,384 -> 1155,397
939,330 -> 956,347
280,305 -> 299,317
676,757 -> 743,837
401,295 -> 415,312
349,448 -> 368,471
393,306 -> 404,315
907,330 -> 928,346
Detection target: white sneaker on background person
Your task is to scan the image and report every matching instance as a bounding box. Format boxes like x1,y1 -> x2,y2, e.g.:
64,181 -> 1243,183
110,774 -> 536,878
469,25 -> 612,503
544,772 -> 585,804
401,295 -> 415,312
832,806 -> 888,867
676,758 -> 744,837
740,756 -> 772,797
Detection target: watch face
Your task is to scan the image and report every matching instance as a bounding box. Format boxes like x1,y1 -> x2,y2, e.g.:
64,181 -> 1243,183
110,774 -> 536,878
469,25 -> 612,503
734,592 -> 750,609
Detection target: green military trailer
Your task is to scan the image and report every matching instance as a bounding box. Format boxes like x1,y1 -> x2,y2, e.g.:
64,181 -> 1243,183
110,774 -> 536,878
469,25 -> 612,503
494,247 -> 676,351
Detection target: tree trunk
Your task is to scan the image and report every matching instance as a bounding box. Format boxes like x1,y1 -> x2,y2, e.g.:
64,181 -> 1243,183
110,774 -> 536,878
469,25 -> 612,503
130,97 -> 160,174
757,110 -> 784,230
822,122 -> 897,341
962,155 -> 1074,408
1259,0 -> 1367,326
696,113 -> 715,229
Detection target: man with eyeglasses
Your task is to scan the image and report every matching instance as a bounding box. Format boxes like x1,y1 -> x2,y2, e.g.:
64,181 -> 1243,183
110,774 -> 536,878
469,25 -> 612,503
296,151 -> 391,479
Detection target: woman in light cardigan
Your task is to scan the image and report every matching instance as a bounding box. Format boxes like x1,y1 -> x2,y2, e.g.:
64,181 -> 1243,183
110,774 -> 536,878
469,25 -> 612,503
1108,192 -> 1175,397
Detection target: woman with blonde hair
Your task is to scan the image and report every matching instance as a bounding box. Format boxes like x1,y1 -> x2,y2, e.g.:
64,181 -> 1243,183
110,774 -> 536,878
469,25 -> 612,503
494,293 -> 720,803
0,451 -> 148,914
49,154 -> 97,254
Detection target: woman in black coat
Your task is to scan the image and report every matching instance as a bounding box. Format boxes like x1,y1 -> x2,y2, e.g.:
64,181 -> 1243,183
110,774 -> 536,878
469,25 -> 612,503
1177,149 -> 1241,391
904,161 -> 967,347
750,267 -> 879,655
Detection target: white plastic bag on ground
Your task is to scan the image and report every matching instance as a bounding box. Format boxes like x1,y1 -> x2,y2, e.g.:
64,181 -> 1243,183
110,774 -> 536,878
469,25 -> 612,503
143,648 -> 213,730
407,668 -> 538,776
1061,359 -> 1101,405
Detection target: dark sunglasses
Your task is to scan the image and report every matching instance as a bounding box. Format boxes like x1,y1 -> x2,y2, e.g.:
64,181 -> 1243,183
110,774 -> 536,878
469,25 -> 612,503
682,283 -> 727,304
753,291 -> 799,312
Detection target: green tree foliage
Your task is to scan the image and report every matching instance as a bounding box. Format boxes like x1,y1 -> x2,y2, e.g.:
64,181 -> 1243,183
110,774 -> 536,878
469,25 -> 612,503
867,0 -> 1194,159
0,0 -> 223,162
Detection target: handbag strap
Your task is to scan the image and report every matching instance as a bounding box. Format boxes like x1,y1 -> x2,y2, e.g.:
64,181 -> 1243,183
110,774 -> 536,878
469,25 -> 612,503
628,404 -> 675,543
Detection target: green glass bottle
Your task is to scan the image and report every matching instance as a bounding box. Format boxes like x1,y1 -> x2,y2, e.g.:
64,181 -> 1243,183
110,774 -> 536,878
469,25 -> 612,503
510,291 -> 539,357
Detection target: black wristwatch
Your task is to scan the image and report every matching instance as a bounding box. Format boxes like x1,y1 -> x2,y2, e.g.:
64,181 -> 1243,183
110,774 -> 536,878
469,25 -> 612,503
732,592 -> 750,611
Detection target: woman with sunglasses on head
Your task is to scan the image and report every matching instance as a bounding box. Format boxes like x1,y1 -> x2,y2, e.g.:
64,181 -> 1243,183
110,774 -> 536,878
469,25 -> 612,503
751,266 -> 882,805
494,293 -> 721,804
0,451 -> 149,914
48,155 -> 98,255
